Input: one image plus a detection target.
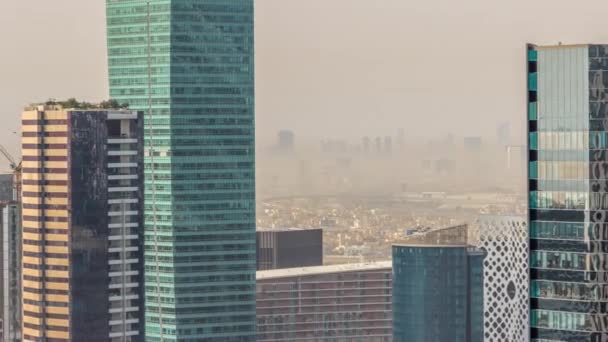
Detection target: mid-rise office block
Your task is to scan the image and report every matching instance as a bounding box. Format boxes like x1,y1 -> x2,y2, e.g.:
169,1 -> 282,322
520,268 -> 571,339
392,225 -> 484,342
527,44 -> 608,341
106,2 -> 256,339
257,262 -> 393,341
1,202 -> 20,342
477,215 -> 529,342
257,228 -> 322,270
20,105 -> 144,342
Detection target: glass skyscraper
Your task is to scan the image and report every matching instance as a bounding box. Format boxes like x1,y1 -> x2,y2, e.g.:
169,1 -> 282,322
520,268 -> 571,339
528,44 -> 608,341
392,245 -> 484,342
392,225 -> 484,342
106,1 -> 256,341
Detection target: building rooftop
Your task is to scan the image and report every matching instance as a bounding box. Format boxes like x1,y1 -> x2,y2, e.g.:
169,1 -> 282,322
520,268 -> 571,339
257,227 -> 322,232
257,261 -> 392,280
530,43 -> 608,49
392,243 -> 469,248
393,223 -> 469,246
24,99 -> 130,111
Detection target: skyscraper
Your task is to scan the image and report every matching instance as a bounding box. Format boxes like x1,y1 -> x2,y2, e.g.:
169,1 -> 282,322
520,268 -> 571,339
528,44 -> 608,340
1,202 -> 20,342
276,130 -> 295,152
0,175 -> 12,203
20,104 -> 144,341
392,225 -> 484,342
106,2 -> 256,340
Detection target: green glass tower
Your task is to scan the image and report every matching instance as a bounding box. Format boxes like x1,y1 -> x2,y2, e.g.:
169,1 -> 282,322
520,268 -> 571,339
106,1 -> 256,341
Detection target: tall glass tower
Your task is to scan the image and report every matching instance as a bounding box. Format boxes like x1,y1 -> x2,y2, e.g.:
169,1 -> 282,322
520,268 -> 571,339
106,1 -> 256,340
528,44 -> 608,341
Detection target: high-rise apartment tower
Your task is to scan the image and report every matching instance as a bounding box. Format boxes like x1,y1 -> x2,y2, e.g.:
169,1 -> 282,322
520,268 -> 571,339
106,1 -> 256,340
528,44 -> 608,341
20,105 -> 144,342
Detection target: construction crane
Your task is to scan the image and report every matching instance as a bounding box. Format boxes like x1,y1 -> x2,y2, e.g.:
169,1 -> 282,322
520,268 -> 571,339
0,144 -> 21,202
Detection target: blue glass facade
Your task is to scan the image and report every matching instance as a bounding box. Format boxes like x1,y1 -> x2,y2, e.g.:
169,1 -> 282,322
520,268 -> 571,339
392,245 -> 484,342
529,44 -> 608,341
106,1 -> 256,340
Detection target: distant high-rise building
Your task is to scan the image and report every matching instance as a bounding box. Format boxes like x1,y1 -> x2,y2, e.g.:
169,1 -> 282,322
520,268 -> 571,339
277,130 -> 295,152
1,202 -> 20,342
463,136 -> 482,151
257,261 -> 393,341
362,136 -> 371,154
256,228 -> 322,270
446,133 -> 455,145
392,225 -> 484,342
397,128 -> 405,151
384,136 -> 393,154
477,215 -> 529,342
0,175 -> 11,203
20,105 -> 144,341
375,136 -> 382,154
527,43 -> 608,341
107,1 -> 256,340
497,122 -> 511,145
434,158 -> 456,174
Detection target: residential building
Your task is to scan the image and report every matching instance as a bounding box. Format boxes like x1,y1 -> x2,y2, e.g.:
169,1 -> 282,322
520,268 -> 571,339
257,261 -> 393,341
256,228 -> 322,270
392,225 -> 484,342
477,215 -> 529,342
20,105 -> 144,342
527,44 -> 608,341
106,1 -> 256,340
1,202 -> 20,342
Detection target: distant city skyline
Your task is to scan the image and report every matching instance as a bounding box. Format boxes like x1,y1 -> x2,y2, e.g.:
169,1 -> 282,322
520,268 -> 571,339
4,0 -> 608,162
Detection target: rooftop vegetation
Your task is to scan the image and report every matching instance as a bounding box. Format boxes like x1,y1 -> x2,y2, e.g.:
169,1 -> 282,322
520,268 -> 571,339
44,98 -> 129,109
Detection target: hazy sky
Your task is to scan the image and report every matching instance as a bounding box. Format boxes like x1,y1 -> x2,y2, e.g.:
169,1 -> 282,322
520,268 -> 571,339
2,0 -> 608,165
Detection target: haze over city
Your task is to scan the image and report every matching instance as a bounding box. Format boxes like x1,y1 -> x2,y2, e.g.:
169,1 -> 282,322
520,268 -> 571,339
3,0 -> 608,158
1,1 -> 608,341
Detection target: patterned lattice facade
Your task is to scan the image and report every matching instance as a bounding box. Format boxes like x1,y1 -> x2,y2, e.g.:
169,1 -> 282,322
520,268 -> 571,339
477,215 -> 529,342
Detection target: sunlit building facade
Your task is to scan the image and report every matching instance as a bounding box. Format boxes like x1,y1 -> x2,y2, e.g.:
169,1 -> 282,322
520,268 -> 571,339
106,1 -> 256,340
528,44 -> 608,340
20,105 -> 144,342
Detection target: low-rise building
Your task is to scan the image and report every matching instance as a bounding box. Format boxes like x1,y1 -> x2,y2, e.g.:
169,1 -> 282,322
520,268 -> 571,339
257,228 -> 323,270
257,261 -> 393,341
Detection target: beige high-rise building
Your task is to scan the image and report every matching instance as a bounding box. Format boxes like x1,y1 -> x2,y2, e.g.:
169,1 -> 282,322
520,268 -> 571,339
20,104 -> 144,342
